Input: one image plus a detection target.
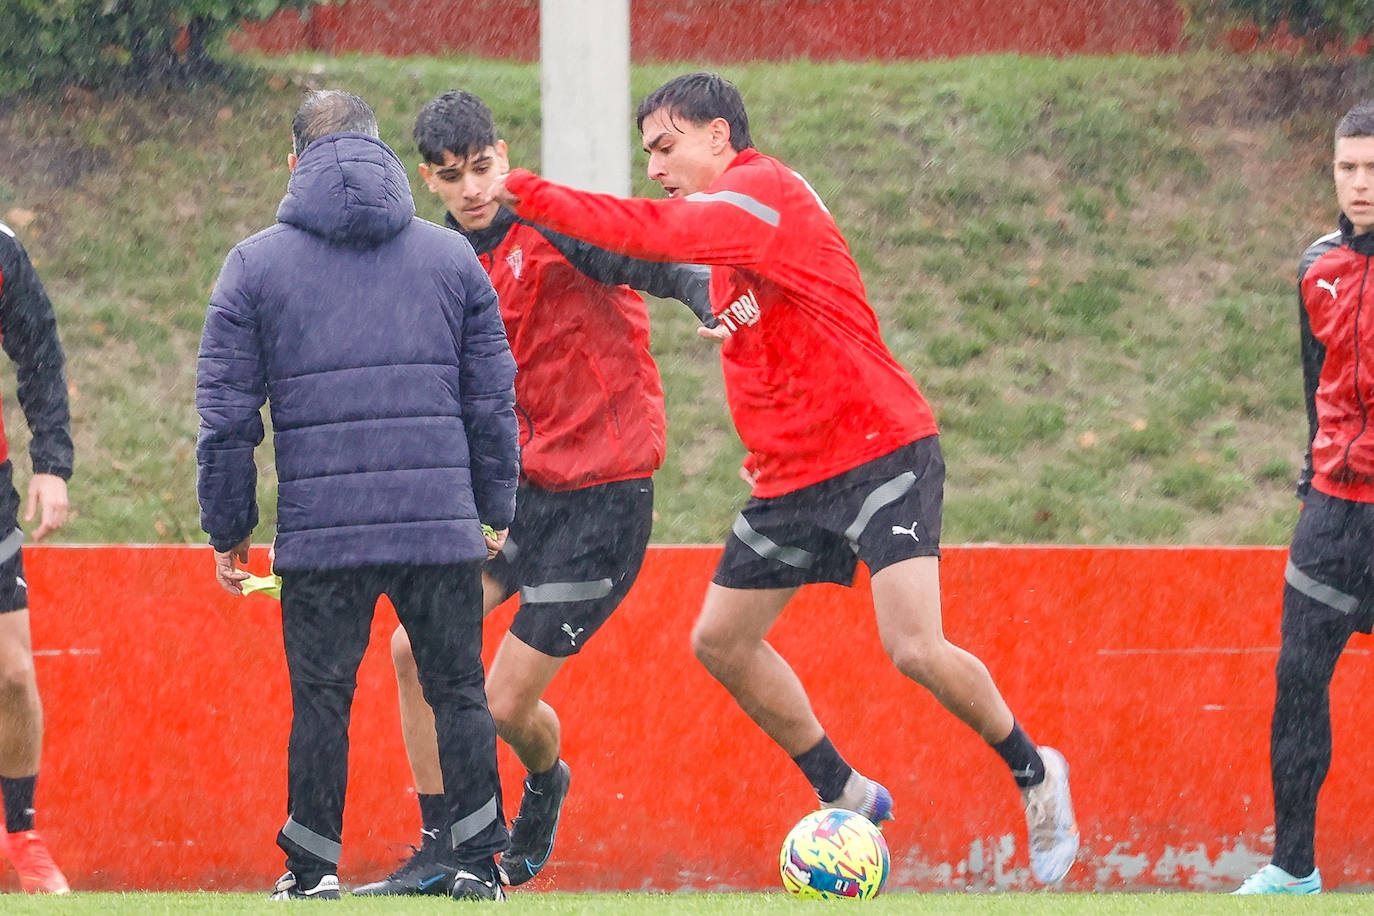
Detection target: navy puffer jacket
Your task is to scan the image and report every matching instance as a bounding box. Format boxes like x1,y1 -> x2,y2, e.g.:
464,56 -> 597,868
196,132 -> 518,571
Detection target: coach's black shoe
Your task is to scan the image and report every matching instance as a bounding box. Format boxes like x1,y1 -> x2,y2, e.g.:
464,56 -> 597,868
451,857 -> 506,901
352,830 -> 459,896
268,871 -> 341,900
500,759 -> 571,886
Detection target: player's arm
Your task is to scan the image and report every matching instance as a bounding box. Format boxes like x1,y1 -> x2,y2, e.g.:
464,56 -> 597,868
503,169 -> 774,270
0,230 -> 73,484
196,248 -> 266,554
532,225 -> 717,326
1296,288 -> 1324,499
453,250 -> 519,532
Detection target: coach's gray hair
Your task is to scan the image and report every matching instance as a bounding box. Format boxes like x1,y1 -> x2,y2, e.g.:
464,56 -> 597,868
292,90 -> 379,156
1335,100 -> 1374,142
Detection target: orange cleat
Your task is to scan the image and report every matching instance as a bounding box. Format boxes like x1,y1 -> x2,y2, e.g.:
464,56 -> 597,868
2,829 -> 71,894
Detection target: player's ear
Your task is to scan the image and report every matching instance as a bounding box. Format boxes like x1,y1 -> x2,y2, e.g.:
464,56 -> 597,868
494,139 -> 510,172
287,152 -> 298,173
710,118 -> 731,154
417,161 -> 438,192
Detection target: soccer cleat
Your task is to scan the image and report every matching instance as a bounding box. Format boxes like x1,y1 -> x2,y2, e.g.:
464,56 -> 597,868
824,770 -> 895,827
1020,746 -> 1079,884
2,829 -> 71,894
268,871 -> 341,900
450,858 -> 506,901
352,830 -> 461,897
500,759 -> 571,886
1231,864 -> 1322,895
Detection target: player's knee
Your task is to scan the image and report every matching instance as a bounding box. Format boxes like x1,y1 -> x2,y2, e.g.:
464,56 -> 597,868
690,619 -> 740,675
886,638 -> 942,686
390,626 -> 418,677
0,653 -> 36,697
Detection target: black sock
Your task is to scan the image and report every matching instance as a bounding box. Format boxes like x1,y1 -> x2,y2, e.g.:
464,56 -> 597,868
792,736 -> 852,803
417,793 -> 447,837
1,775 -> 36,833
992,722 -> 1044,788
526,760 -> 562,792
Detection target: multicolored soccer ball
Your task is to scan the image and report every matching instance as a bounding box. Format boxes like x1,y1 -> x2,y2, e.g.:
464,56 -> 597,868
779,808 -> 890,899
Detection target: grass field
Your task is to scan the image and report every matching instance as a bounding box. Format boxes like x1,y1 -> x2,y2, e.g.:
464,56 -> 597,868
0,891 -> 1371,914
0,52 -> 1371,546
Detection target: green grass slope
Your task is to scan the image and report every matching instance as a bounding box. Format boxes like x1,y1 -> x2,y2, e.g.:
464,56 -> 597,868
0,53 -> 1368,545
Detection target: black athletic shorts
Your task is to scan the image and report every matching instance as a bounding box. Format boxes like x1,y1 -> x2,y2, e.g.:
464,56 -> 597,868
0,461 -> 26,614
487,477 -> 654,657
713,436 -> 944,590
1284,489 -> 1374,634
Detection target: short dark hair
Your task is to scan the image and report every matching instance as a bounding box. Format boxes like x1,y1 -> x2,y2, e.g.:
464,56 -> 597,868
292,90 -> 378,156
635,72 -> 753,152
1336,100 -> 1374,142
414,91 -> 498,165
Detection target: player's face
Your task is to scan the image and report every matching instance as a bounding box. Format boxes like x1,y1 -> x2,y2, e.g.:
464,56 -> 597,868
419,140 -> 510,232
1335,136 -> 1374,236
641,108 -> 728,198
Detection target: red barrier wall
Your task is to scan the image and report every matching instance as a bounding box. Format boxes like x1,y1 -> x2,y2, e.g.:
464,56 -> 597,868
8,544 -> 1372,893
233,1 -> 1185,61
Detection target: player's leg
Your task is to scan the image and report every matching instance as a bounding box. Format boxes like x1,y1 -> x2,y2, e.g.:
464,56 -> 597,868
1234,492 -> 1368,896
0,593 -> 67,895
497,478 -> 653,886
855,437 -> 1076,882
702,494 -> 893,823
386,561 -> 506,901
870,558 -> 1012,741
270,566 -> 375,900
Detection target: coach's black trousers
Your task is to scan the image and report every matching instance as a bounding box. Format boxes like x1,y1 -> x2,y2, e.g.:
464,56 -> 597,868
275,562 -> 507,880
1270,588 -> 1356,878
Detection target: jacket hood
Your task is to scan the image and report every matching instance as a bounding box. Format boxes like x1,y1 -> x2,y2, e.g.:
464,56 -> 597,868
277,133 -> 415,246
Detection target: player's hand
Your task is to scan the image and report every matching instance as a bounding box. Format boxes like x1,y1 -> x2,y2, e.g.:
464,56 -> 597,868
738,461 -> 759,488
491,169 -> 519,208
698,323 -> 731,343
25,473 -> 68,541
482,524 -> 507,560
214,537 -> 252,596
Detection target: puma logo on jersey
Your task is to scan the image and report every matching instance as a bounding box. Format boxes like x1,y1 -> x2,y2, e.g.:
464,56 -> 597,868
891,522 -> 920,542
1317,277 -> 1340,299
718,288 -> 761,332
561,623 -> 585,646
505,247 -> 524,279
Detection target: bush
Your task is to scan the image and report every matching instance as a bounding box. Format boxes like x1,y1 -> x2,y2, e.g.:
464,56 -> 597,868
1185,0 -> 1372,43
0,0 -> 328,95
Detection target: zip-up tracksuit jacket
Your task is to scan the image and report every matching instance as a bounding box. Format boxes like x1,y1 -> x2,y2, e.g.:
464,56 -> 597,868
1297,213 -> 1374,503
505,148 -> 938,498
451,207 -> 711,491
0,223 -> 73,507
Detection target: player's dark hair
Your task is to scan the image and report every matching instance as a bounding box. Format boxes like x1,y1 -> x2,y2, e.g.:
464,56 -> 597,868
636,72 -> 753,152
1336,100 -> 1374,141
414,91 -> 499,165
292,90 -> 378,156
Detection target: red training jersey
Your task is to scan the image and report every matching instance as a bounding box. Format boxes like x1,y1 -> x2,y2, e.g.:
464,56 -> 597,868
506,148 -> 937,497
1298,215 -> 1374,502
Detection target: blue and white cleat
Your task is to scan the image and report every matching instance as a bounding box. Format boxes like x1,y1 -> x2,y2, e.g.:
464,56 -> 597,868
1232,864 -> 1321,895
1021,746 -> 1078,884
826,771 -> 894,827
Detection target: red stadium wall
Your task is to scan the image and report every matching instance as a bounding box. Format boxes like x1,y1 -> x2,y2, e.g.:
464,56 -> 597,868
7,544 -> 1373,893
232,0 -> 1185,61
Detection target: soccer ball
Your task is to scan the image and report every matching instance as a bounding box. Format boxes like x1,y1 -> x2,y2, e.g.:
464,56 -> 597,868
779,808 -> 890,899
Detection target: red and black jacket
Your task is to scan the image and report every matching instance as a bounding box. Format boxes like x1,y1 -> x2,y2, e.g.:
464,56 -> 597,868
507,150 -> 938,497
0,223 -> 73,482
453,208 -> 711,491
1297,213 -> 1374,502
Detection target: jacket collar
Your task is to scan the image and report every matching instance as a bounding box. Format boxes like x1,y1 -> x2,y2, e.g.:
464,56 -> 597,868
446,207 -> 517,256
1340,213 -> 1374,256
